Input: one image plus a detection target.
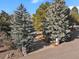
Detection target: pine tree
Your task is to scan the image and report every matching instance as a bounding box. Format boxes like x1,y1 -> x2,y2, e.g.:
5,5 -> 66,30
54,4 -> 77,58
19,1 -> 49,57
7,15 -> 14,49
0,10 -> 11,33
42,19 -> 52,43
71,7 -> 79,24
10,4 -> 35,53
71,6 -> 78,14
0,10 -> 11,41
32,2 -> 50,31
44,0 -> 70,42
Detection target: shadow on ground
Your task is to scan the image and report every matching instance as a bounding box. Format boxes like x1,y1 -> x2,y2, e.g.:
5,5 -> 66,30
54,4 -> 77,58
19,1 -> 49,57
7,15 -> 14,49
63,30 -> 79,43
28,40 -> 50,53
28,30 -> 79,53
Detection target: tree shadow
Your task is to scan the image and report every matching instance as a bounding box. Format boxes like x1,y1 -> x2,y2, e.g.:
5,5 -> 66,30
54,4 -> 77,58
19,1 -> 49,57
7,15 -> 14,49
27,40 -> 50,53
28,30 -> 79,53
71,30 -> 79,38
62,30 -> 79,43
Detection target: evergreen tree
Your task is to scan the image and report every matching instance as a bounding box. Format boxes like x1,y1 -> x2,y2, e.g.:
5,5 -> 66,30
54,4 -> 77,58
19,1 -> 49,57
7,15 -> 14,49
42,19 -> 52,43
10,4 -> 35,53
71,7 -> 79,24
0,10 -> 11,36
44,0 -> 70,42
32,2 -> 50,31
71,6 -> 78,14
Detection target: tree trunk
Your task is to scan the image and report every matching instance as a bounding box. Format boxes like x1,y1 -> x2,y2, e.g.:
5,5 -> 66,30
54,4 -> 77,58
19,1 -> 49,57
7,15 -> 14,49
55,38 -> 60,46
21,46 -> 27,56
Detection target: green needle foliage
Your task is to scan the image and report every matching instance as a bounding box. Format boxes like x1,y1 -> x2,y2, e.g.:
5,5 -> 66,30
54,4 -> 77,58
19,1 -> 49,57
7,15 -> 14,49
43,0 -> 70,42
32,2 -> 50,31
71,6 -> 79,24
10,4 -> 35,50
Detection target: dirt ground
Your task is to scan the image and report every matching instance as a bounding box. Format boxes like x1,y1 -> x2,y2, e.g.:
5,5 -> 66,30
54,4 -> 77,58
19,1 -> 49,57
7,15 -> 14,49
18,31 -> 79,59
0,49 -> 23,59
19,38 -> 79,59
0,31 -> 79,59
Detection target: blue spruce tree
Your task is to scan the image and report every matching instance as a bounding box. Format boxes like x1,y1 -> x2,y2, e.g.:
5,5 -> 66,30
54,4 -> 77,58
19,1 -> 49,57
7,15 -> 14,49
10,4 -> 35,54
43,0 -> 71,43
